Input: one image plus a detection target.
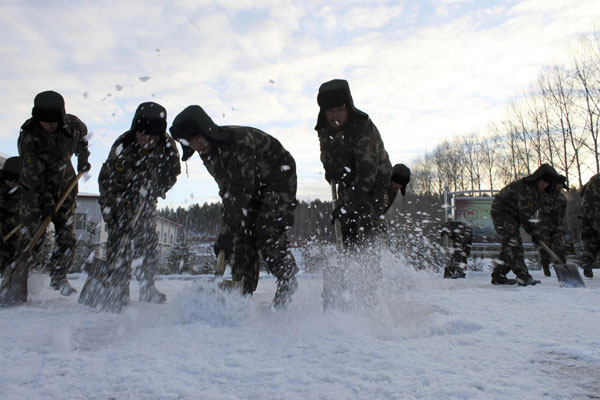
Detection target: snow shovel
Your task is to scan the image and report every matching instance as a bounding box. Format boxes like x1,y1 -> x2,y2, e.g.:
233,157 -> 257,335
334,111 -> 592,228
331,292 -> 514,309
322,180 -> 346,310
78,205 -> 144,311
539,240 -> 585,288
330,181 -> 344,250
0,171 -> 84,307
214,250 -> 243,293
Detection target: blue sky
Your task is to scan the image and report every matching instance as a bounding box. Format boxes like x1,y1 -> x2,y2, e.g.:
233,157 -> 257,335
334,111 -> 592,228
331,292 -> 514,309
0,0 -> 599,208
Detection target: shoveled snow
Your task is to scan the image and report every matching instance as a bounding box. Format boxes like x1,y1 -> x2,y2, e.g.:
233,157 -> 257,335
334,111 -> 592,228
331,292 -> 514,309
1,252 -> 599,400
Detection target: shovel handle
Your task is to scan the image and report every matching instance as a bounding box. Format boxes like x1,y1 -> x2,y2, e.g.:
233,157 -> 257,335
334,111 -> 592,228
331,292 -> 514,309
24,171 -> 85,253
330,181 -> 344,250
215,250 -> 226,276
538,240 -> 563,265
2,224 -> 22,242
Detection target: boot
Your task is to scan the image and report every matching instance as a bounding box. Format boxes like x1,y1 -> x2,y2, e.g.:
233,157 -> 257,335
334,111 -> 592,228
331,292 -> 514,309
583,264 -> 593,278
272,275 -> 298,308
443,267 -> 454,279
50,277 -> 77,296
517,273 -> 541,286
454,268 -> 466,279
491,272 -> 517,285
0,259 -> 29,307
542,265 -> 551,277
139,284 -> 166,304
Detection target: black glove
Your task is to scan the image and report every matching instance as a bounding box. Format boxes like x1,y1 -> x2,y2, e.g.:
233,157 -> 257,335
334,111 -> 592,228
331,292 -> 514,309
331,203 -> 356,226
78,159 -> 91,173
530,233 -> 540,246
214,234 -> 234,258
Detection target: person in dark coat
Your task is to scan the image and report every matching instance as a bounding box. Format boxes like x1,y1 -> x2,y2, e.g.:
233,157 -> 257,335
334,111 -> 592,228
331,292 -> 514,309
79,102 -> 180,312
490,164 -> 561,286
1,91 -> 90,307
315,79 -> 392,248
440,220 -> 472,279
0,157 -> 22,277
384,163 -> 411,214
537,175 -> 568,277
170,105 -> 299,308
580,174 -> 600,278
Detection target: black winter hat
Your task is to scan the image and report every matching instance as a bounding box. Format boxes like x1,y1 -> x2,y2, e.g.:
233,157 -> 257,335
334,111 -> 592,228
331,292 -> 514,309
391,163 -> 411,196
315,79 -> 368,130
523,163 -> 560,184
1,156 -> 21,182
32,90 -> 67,125
131,102 -> 167,136
170,105 -> 231,161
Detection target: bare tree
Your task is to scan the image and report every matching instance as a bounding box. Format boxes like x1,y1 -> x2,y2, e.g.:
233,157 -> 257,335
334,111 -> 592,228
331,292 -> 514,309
572,32 -> 600,174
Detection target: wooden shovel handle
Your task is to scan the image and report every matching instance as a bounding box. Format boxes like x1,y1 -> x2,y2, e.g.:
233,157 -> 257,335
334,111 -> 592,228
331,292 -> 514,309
24,171 -> 84,253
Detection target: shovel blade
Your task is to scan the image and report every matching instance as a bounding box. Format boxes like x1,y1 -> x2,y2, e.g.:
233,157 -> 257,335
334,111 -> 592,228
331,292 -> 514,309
554,263 -> 585,288
217,279 -> 244,294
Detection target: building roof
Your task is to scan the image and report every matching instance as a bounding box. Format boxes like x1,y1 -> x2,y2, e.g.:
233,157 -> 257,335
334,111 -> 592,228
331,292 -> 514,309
157,216 -> 183,227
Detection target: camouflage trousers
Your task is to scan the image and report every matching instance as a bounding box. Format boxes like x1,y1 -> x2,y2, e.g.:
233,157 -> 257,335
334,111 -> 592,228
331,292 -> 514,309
105,202 -> 159,289
443,228 -> 472,269
232,191 -> 298,294
448,240 -> 472,269
338,200 -> 387,249
0,227 -> 20,277
538,227 -> 566,268
18,194 -> 76,282
491,211 -> 528,277
580,217 -> 600,265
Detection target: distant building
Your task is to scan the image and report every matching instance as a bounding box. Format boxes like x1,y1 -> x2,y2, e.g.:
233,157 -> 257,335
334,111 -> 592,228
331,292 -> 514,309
74,193 -> 182,260
156,216 -> 183,258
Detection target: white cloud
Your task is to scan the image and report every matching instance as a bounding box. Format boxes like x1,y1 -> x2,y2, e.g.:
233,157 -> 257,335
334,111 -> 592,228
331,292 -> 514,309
1,0 -> 599,208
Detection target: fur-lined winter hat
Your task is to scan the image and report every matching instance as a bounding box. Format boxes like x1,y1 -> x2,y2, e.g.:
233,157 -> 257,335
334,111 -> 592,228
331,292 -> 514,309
1,156 -> 20,182
170,105 -> 231,161
32,91 -> 67,125
523,164 -> 560,184
391,163 -> 411,196
130,102 -> 167,136
315,79 -> 368,130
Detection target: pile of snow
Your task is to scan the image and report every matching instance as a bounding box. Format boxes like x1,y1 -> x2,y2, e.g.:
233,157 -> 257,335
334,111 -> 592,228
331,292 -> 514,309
1,254 -> 599,399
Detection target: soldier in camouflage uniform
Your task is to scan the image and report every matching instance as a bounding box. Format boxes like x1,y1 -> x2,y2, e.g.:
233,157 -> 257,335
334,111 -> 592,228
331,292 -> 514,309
0,157 -> 21,277
81,102 -> 180,310
440,220 -> 472,279
537,175 -> 567,277
384,163 -> 411,214
580,173 -> 600,278
316,79 -> 392,248
170,105 -> 298,308
0,92 -> 90,307
490,164 -> 560,286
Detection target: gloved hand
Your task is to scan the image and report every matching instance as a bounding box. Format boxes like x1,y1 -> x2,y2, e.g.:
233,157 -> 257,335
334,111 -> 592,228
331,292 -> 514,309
530,233 -> 540,246
214,234 -> 234,258
78,158 -> 91,173
331,203 -> 356,226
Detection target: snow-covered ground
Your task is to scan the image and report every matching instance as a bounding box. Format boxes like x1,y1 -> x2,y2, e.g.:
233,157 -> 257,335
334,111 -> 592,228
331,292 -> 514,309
1,253 -> 599,400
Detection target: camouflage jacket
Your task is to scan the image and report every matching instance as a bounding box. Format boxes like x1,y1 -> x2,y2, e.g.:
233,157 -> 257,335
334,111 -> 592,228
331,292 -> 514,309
317,118 -> 392,210
199,126 -> 297,236
538,189 -> 566,234
491,179 -> 541,234
18,115 -> 89,206
0,183 -> 20,237
98,131 -> 180,217
581,174 -> 600,221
